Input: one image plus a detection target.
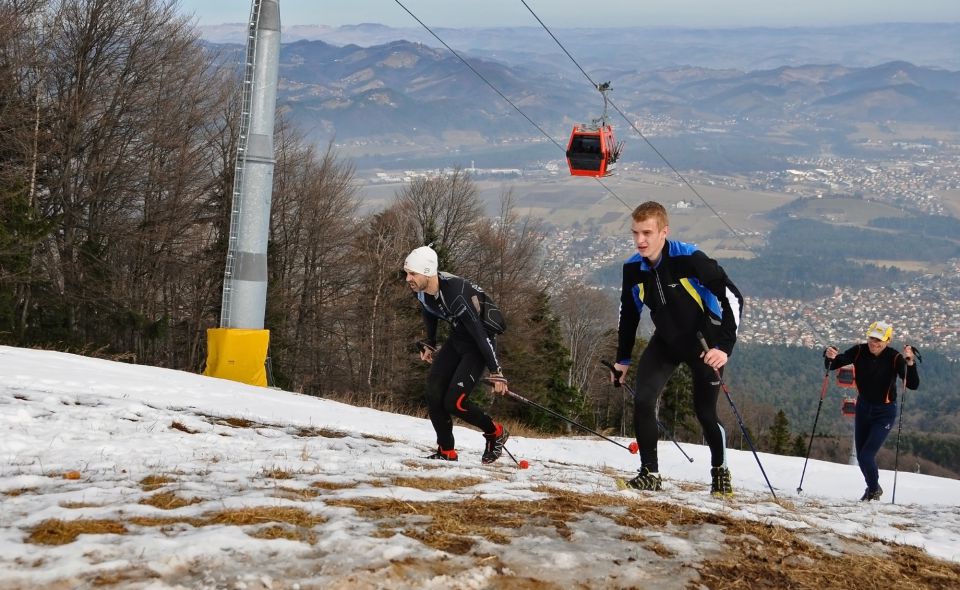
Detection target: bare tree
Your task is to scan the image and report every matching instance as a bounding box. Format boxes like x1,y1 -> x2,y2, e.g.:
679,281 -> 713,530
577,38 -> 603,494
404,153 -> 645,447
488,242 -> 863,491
0,0 -> 237,369
267,130 -> 359,395
352,205 -> 419,401
395,167 -> 483,271
554,281 -> 616,392
466,190 -> 545,317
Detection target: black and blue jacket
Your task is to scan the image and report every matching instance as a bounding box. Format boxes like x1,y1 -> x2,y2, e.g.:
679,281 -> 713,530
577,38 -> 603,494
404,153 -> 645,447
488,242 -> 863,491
417,272 -> 504,374
617,240 -> 743,364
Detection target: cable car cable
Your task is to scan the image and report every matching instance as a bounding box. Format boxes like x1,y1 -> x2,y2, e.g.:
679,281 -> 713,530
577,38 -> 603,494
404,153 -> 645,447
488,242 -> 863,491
519,0 -> 753,254
392,0 -> 634,211
392,1 -> 562,152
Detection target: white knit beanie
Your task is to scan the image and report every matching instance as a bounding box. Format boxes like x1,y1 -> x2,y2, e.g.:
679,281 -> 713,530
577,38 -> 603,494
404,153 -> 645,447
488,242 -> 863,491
404,246 -> 438,276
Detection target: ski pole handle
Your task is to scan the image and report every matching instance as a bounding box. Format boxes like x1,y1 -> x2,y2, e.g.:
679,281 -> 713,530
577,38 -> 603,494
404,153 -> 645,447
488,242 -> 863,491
696,332 -> 725,376
600,359 -> 622,387
696,331 -> 710,355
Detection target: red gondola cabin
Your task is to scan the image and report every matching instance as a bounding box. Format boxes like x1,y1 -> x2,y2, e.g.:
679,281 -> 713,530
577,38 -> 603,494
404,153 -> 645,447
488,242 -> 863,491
566,124 -> 619,177
837,365 -> 856,389
841,397 -> 857,418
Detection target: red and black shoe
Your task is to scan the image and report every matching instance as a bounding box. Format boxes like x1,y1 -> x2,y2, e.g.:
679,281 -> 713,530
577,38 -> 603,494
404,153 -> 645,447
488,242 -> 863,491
481,423 -> 509,464
426,447 -> 458,461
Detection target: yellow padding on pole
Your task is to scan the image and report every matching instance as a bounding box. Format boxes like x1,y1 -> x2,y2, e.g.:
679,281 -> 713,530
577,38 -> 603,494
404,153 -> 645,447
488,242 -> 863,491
203,328 -> 270,387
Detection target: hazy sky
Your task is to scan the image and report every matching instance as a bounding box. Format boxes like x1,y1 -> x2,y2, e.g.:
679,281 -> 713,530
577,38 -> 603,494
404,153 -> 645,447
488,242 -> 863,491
179,0 -> 960,28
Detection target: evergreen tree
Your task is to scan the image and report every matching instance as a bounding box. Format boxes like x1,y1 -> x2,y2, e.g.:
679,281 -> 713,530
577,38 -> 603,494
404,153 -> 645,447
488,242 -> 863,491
769,409 -> 791,454
0,185 -> 54,341
791,434 -> 808,457
516,291 -> 587,432
658,363 -> 697,441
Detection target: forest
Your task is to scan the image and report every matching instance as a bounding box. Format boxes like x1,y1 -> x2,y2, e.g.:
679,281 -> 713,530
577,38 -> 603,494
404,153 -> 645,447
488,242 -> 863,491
1,1 -> 957,479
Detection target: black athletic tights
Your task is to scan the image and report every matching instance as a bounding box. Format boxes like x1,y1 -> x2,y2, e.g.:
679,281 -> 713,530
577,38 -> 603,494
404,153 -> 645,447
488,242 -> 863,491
632,334 -> 727,472
425,332 -> 497,451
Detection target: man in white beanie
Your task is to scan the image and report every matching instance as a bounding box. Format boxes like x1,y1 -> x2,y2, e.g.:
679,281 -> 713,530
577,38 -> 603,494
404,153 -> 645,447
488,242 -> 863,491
825,320 -> 919,501
404,245 -> 510,463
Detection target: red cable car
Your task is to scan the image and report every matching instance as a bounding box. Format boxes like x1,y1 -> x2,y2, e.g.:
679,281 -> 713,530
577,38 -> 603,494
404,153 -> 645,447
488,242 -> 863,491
841,397 -> 857,418
836,365 -> 856,389
566,124 -> 619,177
566,81 -> 623,178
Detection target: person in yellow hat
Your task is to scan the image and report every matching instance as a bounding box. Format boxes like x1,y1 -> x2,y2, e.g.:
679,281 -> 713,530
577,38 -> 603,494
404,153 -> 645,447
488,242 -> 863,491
825,320 -> 919,501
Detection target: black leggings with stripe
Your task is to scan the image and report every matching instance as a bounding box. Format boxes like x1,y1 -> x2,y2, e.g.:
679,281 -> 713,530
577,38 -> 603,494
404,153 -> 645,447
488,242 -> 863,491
425,332 -> 496,451
632,334 -> 727,472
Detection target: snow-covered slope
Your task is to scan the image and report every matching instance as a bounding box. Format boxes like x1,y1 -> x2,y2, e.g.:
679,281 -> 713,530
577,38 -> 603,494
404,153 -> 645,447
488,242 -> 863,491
2,346 -> 958,589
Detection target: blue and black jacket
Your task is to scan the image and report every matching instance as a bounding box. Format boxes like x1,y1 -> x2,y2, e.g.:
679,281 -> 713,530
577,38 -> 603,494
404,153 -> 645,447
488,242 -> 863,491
417,272 -> 504,374
617,240 -> 743,364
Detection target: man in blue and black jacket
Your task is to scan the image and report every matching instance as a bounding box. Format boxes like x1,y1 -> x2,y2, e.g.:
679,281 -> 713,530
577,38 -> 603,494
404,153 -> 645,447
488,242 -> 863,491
612,201 -> 743,495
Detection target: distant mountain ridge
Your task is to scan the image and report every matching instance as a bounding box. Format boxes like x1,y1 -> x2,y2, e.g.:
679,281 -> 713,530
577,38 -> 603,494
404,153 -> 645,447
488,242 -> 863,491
199,22 -> 960,71
258,38 -> 960,149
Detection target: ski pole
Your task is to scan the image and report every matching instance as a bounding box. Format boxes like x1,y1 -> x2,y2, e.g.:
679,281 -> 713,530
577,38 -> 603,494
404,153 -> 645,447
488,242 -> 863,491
601,360 -> 694,463
697,332 -> 778,500
488,381 -> 638,455
797,352 -> 832,493
892,345 -> 918,504
892,381 -> 905,504
501,445 -> 530,469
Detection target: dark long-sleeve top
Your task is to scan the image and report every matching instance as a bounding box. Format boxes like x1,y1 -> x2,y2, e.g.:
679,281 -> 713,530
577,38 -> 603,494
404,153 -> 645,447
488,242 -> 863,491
828,344 -> 919,404
617,240 -> 744,364
417,272 -> 502,374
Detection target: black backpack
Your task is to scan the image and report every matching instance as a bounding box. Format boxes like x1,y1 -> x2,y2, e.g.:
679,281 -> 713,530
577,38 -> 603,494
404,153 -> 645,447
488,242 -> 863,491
435,272 -> 507,335
473,290 -> 506,335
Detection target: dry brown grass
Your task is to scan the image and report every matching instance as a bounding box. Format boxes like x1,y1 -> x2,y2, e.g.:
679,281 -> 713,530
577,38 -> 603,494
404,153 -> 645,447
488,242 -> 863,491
138,491 -> 202,510
206,506 -> 325,528
327,488 -> 629,555
217,416 -> 256,428
19,476 -> 960,589
691,514 -> 960,590
139,474 -> 174,491
4,488 -> 37,497
248,524 -> 318,545
295,426 -> 347,438
402,459 -> 446,470
310,480 -> 360,491
170,420 -> 197,434
261,467 -> 294,480
324,488 -> 960,588
389,475 -> 485,490
27,506 -> 327,546
365,433 -> 403,444
60,501 -> 104,509
90,567 -> 160,587
604,499 -> 960,590
27,519 -> 128,545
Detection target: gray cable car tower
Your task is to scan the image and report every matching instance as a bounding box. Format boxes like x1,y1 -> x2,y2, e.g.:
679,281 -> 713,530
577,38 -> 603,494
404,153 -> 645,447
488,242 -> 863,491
205,0 -> 280,386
